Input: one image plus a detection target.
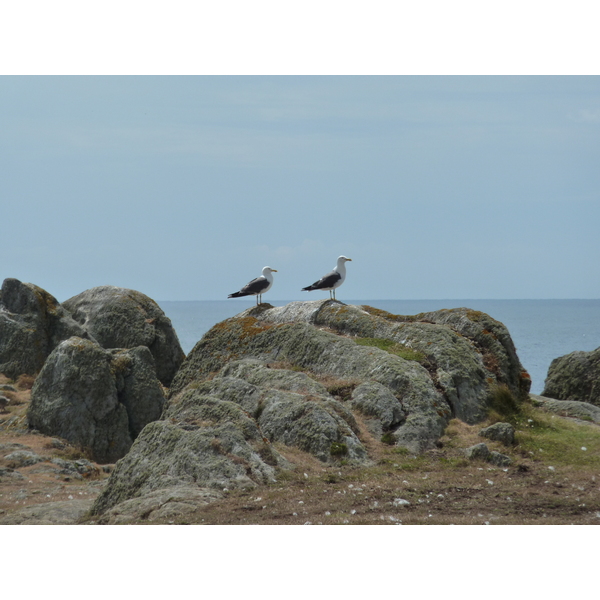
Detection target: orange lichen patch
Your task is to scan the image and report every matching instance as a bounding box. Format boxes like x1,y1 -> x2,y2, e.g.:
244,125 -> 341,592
360,305 -> 414,323
465,310 -> 486,322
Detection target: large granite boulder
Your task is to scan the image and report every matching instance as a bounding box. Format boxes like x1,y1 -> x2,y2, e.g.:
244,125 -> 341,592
63,286 -> 185,386
0,278 -> 89,379
171,301 -> 530,424
90,419 -> 280,517
91,299 -> 529,517
542,348 -> 600,407
28,337 -> 165,463
170,305 -> 451,452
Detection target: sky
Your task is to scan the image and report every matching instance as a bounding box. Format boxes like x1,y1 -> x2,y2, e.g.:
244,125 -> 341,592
2,75 -> 599,302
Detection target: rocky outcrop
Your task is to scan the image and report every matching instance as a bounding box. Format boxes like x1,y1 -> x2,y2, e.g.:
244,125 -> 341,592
0,499 -> 94,525
0,278 -> 89,379
542,348 -> 600,407
530,394 -> 600,423
91,299 -> 530,517
95,486 -> 223,524
28,337 -> 165,463
171,300 -> 530,426
63,286 -> 185,386
170,304 -> 451,452
91,356 -> 369,516
90,419 -> 280,516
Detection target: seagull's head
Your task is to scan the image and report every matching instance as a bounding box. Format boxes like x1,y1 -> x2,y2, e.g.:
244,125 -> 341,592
338,256 -> 352,263
262,267 -> 277,275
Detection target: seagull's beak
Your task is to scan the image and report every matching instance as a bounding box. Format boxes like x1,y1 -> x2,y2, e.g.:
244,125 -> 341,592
272,269 -> 278,272
346,258 -> 352,261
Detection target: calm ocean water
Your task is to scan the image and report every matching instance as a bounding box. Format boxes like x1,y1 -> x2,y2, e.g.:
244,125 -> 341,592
157,299 -> 600,395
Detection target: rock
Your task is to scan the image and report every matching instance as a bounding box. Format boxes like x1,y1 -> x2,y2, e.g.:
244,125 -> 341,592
63,286 -> 185,386
28,337 -> 165,463
210,359 -> 367,463
542,348 -> 600,407
0,499 -> 93,525
530,394 -> 600,424
0,466 -> 25,481
0,396 -> 8,412
488,451 -> 512,467
464,442 -> 491,461
0,384 -> 17,392
3,450 -> 44,468
479,422 -> 515,446
350,380 -> 407,438
90,420 -> 279,516
0,278 -> 89,379
95,486 -> 223,524
464,442 -> 511,466
414,307 -> 531,403
0,442 -> 30,452
171,301 -> 528,450
93,300 -> 529,517
109,346 -> 166,438
171,304 -> 451,453
50,458 -> 101,479
247,301 -> 529,422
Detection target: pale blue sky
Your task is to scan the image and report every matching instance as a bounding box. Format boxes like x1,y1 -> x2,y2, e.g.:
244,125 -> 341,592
2,76 -> 599,301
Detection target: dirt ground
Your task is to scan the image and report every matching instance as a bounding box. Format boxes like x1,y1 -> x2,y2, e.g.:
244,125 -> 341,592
2,373 -> 600,525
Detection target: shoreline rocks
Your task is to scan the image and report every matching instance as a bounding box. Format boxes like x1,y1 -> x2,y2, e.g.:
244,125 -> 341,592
2,280 -> 536,520
0,278 -> 91,379
63,286 -> 185,386
91,299 -> 530,517
542,348 -> 600,407
28,337 -> 166,463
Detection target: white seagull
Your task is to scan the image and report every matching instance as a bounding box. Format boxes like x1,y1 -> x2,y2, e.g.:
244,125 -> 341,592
301,255 -> 352,300
228,266 -> 277,305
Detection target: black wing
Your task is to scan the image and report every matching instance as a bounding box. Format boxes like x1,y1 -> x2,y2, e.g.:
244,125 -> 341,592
302,270 -> 341,291
229,276 -> 268,298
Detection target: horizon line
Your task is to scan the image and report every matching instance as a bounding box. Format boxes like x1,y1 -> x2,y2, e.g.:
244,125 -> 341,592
157,297 -> 600,303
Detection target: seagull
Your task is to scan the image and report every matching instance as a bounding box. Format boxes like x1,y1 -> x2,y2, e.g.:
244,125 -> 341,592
228,266 -> 277,305
301,255 -> 352,300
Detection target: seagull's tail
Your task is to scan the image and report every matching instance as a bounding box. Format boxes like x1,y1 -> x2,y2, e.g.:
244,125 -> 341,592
228,292 -> 249,298
301,285 -> 315,292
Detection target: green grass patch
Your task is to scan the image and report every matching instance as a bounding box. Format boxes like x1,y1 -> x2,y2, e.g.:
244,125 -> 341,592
515,404 -> 600,468
488,384 -> 521,422
355,337 -> 426,363
380,432 -> 396,445
330,442 -> 349,456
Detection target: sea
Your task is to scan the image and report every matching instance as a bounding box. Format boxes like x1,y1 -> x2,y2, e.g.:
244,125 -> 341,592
157,299 -> 600,396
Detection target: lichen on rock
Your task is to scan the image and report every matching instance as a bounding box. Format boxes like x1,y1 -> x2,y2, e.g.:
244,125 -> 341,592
63,285 -> 185,386
92,299 -> 530,517
542,347 -> 600,406
27,337 -> 165,463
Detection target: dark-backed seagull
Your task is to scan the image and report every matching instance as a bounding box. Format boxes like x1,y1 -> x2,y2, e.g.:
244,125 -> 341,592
301,255 -> 352,300
228,266 -> 277,305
